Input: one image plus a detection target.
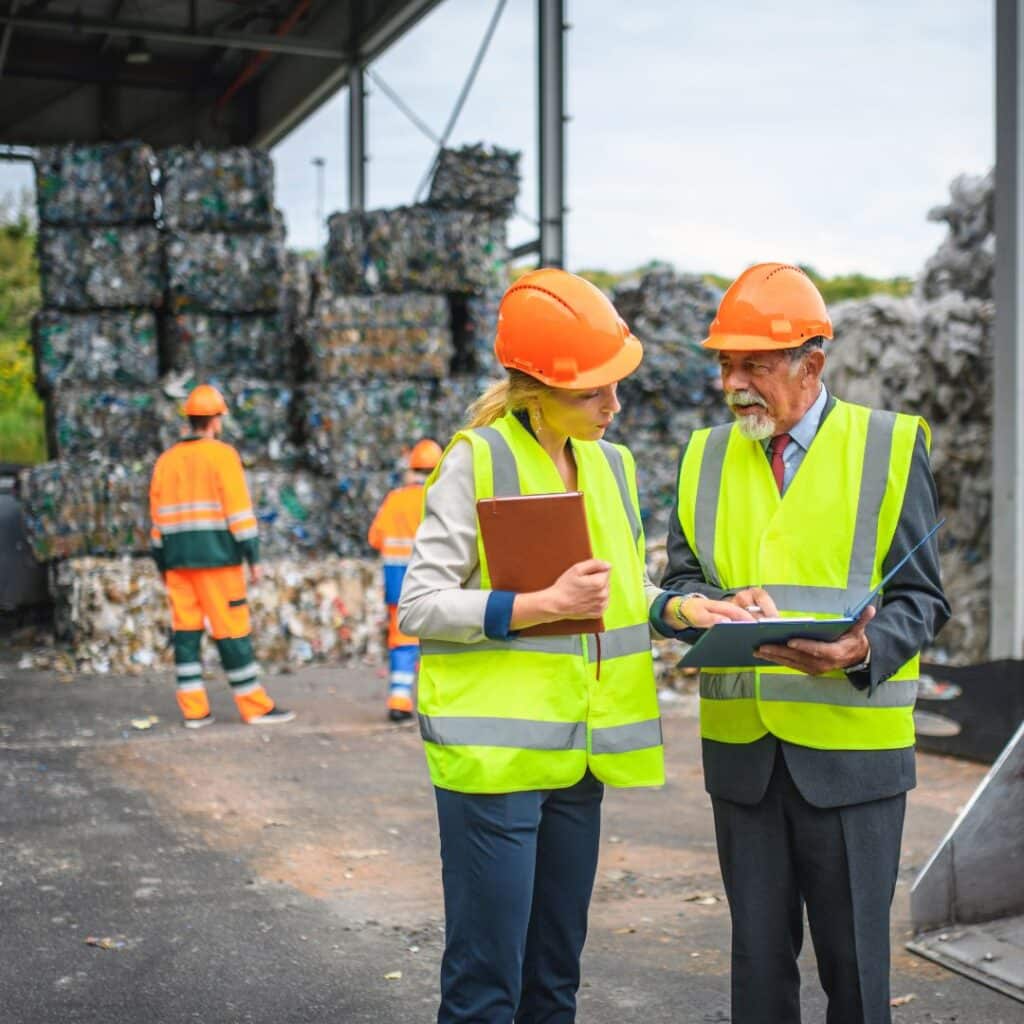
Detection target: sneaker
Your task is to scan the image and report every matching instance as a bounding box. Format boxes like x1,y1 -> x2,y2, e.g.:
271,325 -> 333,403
246,707 -> 295,725
183,714 -> 215,730
388,708 -> 414,723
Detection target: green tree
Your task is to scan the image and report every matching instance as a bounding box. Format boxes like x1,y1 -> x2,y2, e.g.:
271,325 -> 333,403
0,189 -> 46,465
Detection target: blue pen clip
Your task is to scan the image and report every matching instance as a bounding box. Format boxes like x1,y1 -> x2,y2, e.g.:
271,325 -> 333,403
844,518 -> 945,619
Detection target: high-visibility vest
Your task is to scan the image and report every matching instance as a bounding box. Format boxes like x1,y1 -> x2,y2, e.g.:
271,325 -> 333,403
676,400 -> 925,751
367,484 -> 425,566
149,437 -> 259,569
418,411 -> 665,794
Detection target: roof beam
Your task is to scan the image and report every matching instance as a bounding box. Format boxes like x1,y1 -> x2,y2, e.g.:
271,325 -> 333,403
0,11 -> 345,59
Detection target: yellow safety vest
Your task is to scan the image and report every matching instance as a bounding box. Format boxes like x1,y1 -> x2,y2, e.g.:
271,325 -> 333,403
418,411 -> 665,794
677,400 -> 926,751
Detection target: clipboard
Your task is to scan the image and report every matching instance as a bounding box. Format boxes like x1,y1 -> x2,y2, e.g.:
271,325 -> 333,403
677,518 -> 944,669
477,491 -> 604,637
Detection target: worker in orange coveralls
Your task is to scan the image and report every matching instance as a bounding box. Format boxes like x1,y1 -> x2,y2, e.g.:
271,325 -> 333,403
149,384 -> 295,729
368,439 -> 443,722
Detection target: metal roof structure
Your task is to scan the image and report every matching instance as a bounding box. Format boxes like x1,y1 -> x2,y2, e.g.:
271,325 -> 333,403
0,0 -> 445,148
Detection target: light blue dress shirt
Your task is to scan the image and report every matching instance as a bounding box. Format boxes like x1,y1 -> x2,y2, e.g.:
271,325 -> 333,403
762,385 -> 828,494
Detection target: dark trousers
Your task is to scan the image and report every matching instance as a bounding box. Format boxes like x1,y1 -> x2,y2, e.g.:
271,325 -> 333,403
711,749 -> 906,1024
434,772 -> 604,1024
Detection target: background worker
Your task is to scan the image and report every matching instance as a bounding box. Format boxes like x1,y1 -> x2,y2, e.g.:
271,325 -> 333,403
149,384 -> 295,729
659,264 -> 949,1024
398,268 -> 742,1024
367,438 -> 443,722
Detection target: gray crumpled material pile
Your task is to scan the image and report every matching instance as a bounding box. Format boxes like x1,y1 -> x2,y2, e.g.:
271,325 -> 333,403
34,142 -> 157,226
308,293 -> 452,379
19,457 -> 153,561
605,267 -> 725,539
50,555 -> 384,674
428,144 -> 521,216
326,205 -> 507,295
166,313 -> 289,379
38,225 -> 165,310
165,231 -> 284,314
827,170 -> 994,664
158,147 -> 275,232
48,387 -> 178,461
32,309 -> 159,392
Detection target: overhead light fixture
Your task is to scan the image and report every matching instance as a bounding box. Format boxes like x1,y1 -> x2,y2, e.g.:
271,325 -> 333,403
124,36 -> 152,65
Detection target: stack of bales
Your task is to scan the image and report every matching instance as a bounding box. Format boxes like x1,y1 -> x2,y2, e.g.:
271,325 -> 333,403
825,170 -> 994,664
32,142 -> 171,464
20,144 -> 379,674
306,143 -> 516,554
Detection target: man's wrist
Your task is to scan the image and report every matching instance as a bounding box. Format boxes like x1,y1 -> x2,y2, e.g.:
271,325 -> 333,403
845,646 -> 872,673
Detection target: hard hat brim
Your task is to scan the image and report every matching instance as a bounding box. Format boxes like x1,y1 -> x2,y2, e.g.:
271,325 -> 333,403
701,332 -> 822,352
531,332 -> 645,389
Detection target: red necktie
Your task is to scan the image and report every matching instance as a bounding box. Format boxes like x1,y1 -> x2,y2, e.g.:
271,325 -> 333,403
770,433 -> 791,494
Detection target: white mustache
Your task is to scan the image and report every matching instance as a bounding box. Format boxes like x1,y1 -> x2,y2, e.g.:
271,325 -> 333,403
726,390 -> 768,410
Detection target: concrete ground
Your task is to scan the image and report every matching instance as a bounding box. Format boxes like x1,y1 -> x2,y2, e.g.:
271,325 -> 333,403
0,651 -> 1019,1024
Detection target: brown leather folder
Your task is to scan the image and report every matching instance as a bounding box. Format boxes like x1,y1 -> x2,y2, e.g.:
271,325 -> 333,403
476,491 -> 604,637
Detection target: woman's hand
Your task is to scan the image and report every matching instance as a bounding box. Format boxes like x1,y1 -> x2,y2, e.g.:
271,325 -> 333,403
546,559 -> 611,619
664,595 -> 758,630
510,559 -> 611,630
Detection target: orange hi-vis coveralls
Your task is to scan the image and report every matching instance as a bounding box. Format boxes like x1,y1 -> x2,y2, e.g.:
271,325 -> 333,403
367,483 -> 425,714
149,436 -> 275,723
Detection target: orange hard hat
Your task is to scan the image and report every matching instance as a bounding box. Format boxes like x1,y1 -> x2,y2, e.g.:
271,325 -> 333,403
183,384 -> 228,417
494,268 -> 643,388
702,263 -> 833,351
408,438 -> 443,470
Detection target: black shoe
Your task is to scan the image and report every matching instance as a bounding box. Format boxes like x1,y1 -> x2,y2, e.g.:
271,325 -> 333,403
246,708 -> 296,725
183,714 -> 215,730
388,708 -> 414,723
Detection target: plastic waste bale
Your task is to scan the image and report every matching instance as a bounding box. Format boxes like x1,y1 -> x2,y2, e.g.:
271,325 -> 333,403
50,555 -> 384,674
18,457 -> 153,561
165,231 -> 284,313
428,143 -> 521,216
323,469 -> 402,557
247,468 -> 333,558
166,313 -> 290,379
32,309 -> 159,394
38,225 -> 165,309
34,142 -> 157,226
299,380 -> 438,475
158,146 -> 275,232
326,205 -> 507,295
159,375 -> 298,468
48,387 -> 177,461
307,293 -> 453,380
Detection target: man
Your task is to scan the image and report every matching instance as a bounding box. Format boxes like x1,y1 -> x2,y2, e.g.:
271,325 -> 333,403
367,438 -> 442,722
150,384 -> 294,728
659,264 -> 949,1024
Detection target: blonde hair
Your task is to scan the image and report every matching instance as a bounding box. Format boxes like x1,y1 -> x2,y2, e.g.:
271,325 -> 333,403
464,369 -> 551,428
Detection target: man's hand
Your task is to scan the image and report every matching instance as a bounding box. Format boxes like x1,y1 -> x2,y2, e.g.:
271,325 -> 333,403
755,605 -> 875,676
728,586 -> 779,618
248,563 -> 262,585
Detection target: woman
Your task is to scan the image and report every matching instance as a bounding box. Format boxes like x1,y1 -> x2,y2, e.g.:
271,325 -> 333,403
398,268 -> 743,1023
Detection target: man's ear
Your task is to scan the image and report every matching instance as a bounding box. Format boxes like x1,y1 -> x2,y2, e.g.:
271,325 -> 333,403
804,348 -> 826,383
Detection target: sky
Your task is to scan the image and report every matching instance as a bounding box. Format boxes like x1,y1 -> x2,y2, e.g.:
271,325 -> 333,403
0,0 -> 993,279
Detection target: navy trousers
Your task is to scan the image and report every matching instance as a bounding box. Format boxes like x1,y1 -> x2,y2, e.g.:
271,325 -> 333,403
434,772 -> 604,1024
712,748 -> 906,1024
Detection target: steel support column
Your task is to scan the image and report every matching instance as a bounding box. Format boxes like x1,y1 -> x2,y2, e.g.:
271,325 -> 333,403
992,0 -> 1024,659
348,62 -> 366,213
538,0 -> 566,267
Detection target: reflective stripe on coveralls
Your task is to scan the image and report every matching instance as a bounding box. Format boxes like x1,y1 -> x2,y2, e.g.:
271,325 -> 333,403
417,412 -> 664,794
677,400 -> 925,752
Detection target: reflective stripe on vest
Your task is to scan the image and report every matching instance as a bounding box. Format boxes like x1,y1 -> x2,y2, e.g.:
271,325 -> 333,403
418,412 -> 664,793
683,400 -> 923,751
